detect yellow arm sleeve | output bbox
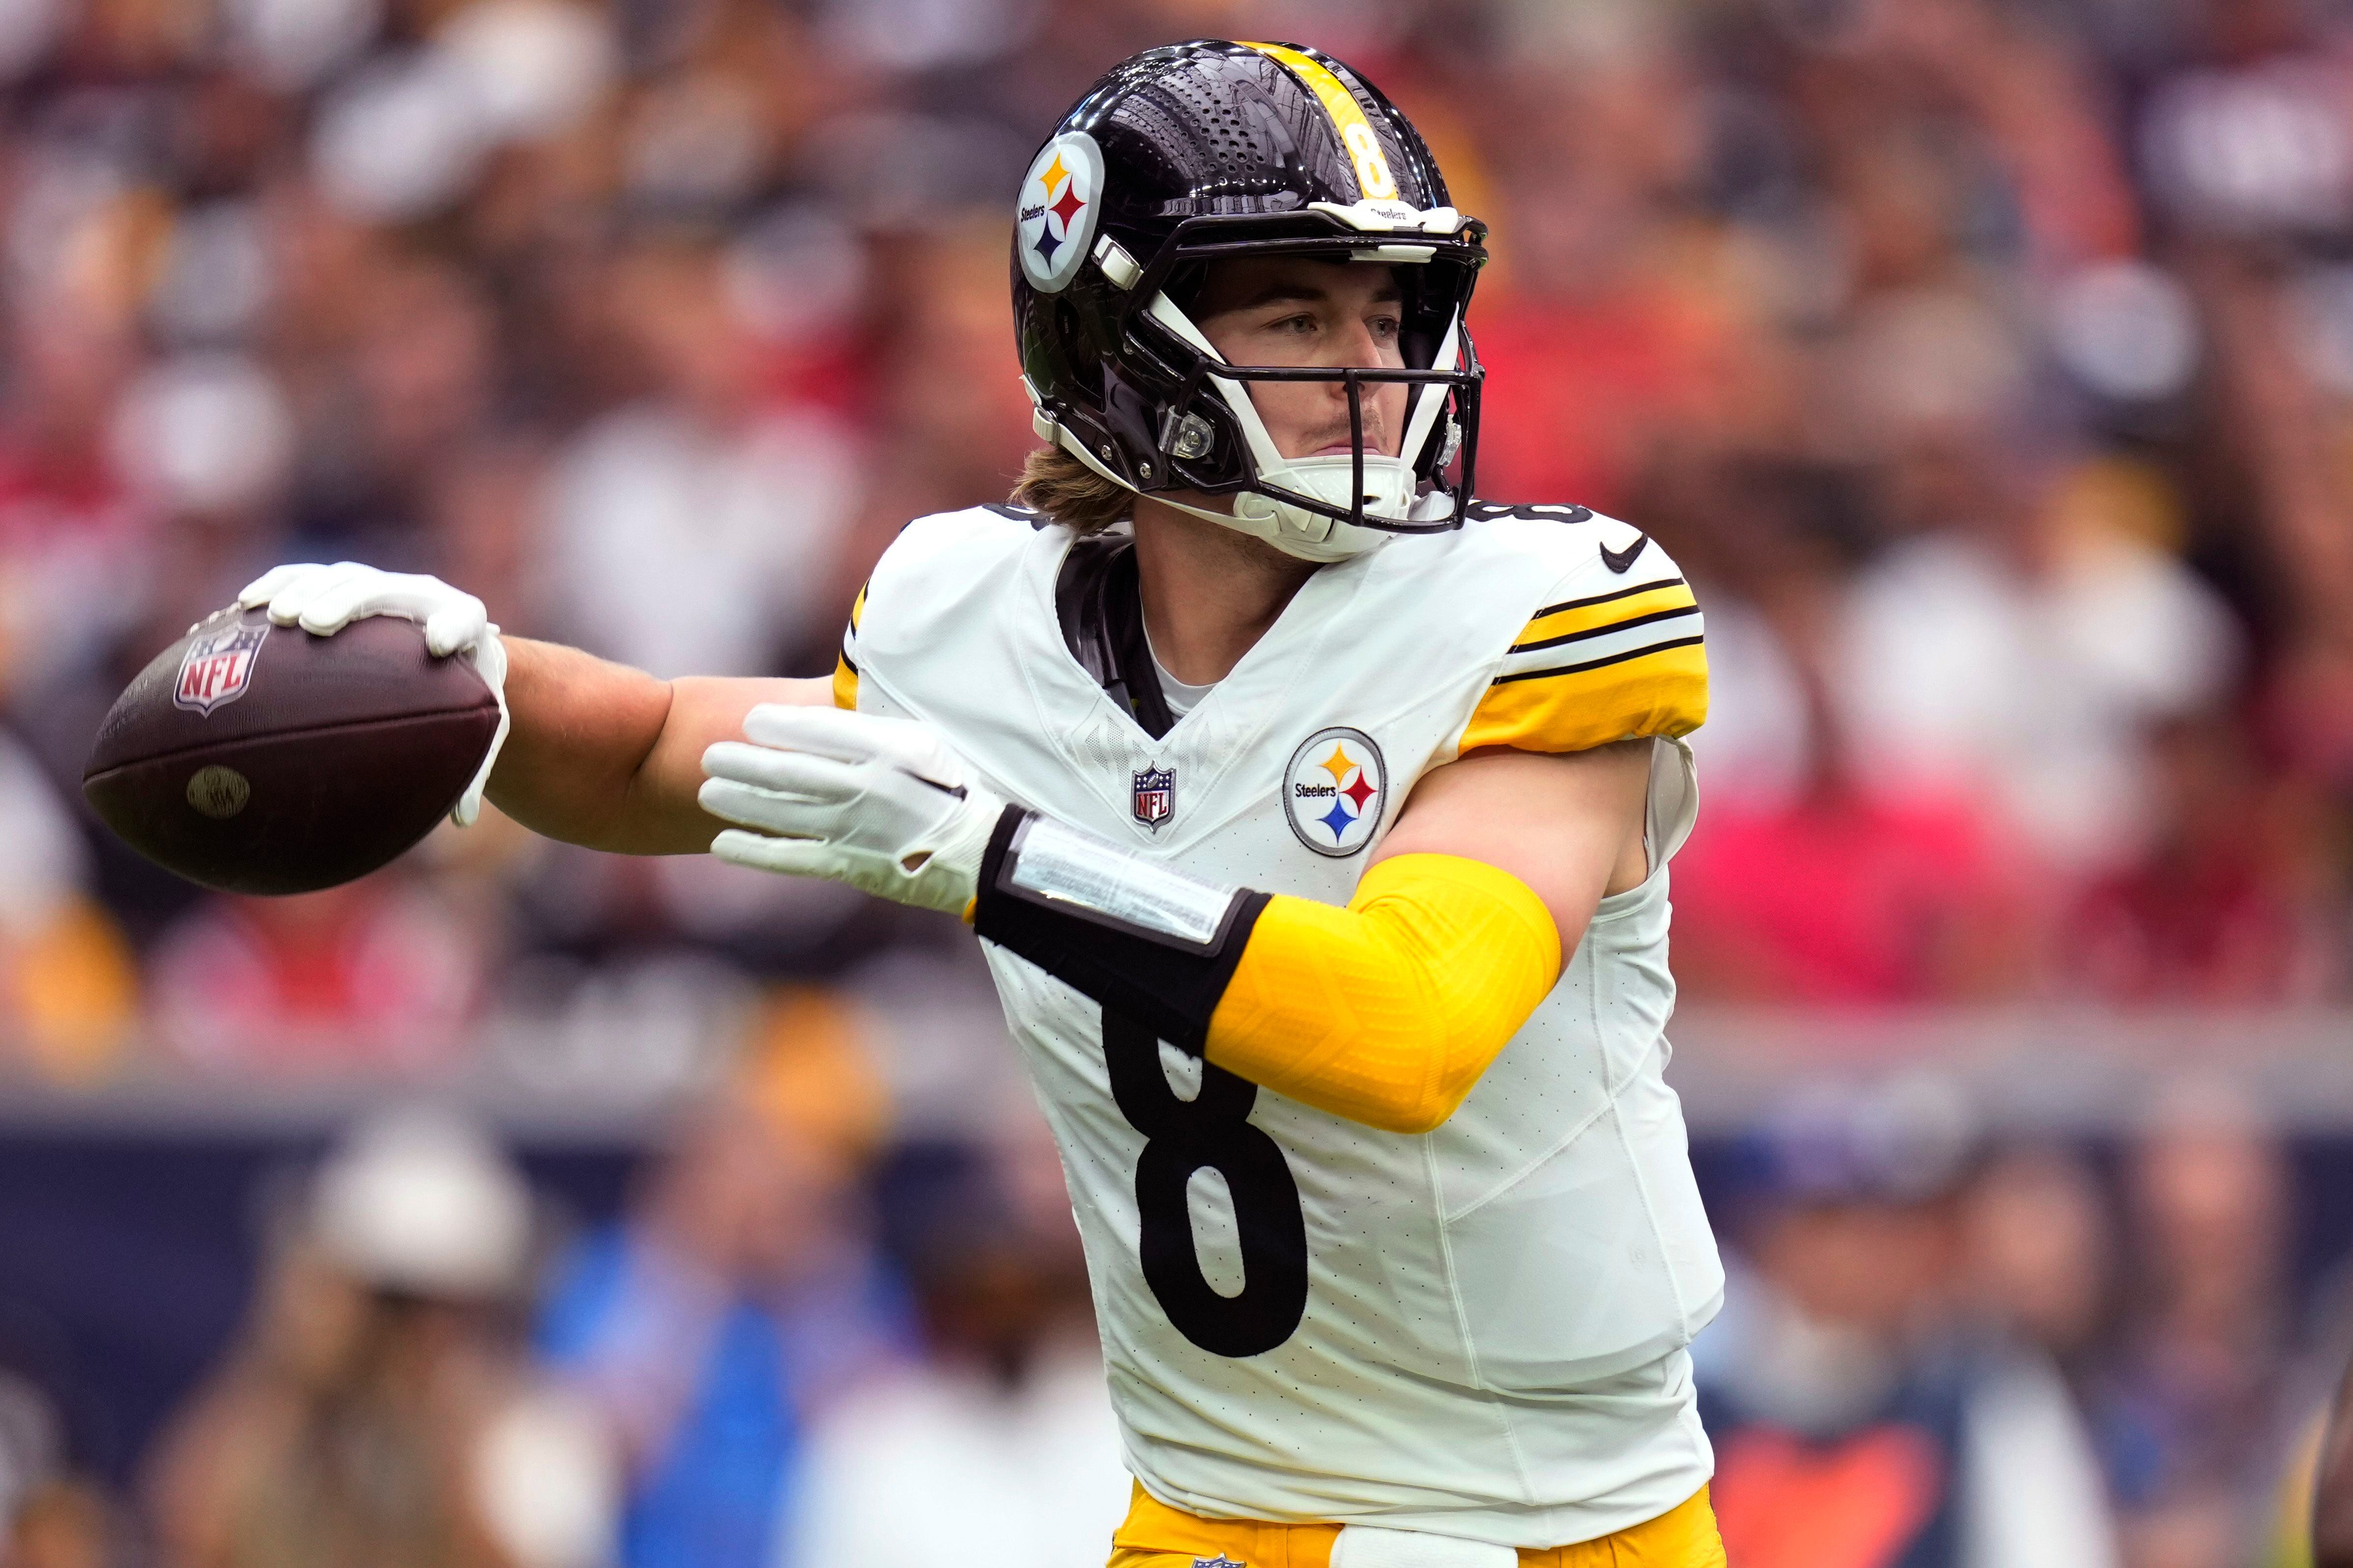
[1203,853,1561,1135]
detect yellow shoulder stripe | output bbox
[1513,577,1697,653]
[1236,41,1399,201]
[1461,640,1708,755]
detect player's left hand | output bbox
[699,706,1004,915]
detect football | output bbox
[82,607,501,895]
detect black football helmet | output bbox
[1011,40,1486,560]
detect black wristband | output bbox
[972,805,1270,1054]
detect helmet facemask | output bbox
[1041,209,1486,563]
[1012,41,1488,558]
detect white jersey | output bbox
[838,500,1723,1547]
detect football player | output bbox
[242,41,1725,1567]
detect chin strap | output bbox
[1047,418,1411,563]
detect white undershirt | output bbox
[1144,627,1216,719]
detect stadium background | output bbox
[3,0,2353,1562]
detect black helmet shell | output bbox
[1012,40,1486,537]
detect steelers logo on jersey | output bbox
[1015,131,1103,293]
[1282,726,1386,856]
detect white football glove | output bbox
[699,705,1004,915]
[237,562,510,828]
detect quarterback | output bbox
[243,41,1726,1568]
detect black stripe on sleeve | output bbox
[1509,603,1702,655]
[1523,576,1686,624]
[1490,634,1706,686]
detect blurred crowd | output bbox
[6,0,2353,1564]
[102,1047,1130,1568]
[1,1075,2348,1568]
[1,0,2352,1072]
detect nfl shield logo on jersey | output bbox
[173,618,268,716]
[1192,1558,1244,1568]
[1132,765,1175,830]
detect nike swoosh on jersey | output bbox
[1599,533,1649,574]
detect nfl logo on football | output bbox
[1132,765,1174,830]
[173,621,267,716]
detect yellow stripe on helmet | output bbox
[1237,41,1399,202]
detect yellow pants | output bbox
[1108,1483,1727,1568]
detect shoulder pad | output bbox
[886,502,1041,554]
[1464,500,1595,524]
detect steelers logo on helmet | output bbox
[1282,727,1387,857]
[1015,131,1104,294]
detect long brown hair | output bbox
[1012,444,1131,534]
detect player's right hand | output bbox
[700,705,1005,916]
[236,562,510,827]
